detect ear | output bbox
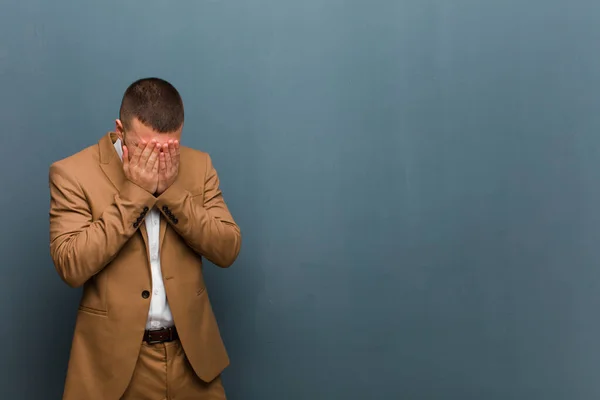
[115,119,125,140]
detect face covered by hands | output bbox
[118,117,182,195]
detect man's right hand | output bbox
[122,140,159,194]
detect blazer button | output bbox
[141,290,150,299]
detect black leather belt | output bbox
[143,326,178,344]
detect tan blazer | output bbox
[49,133,241,400]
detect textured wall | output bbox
[2,0,600,398]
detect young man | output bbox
[49,77,241,399]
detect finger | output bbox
[173,140,180,167]
[159,143,169,171]
[146,144,160,169]
[152,153,159,174]
[159,152,167,173]
[131,141,144,164]
[165,144,173,171]
[122,145,129,171]
[168,140,178,161]
[139,140,156,166]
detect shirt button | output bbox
[154,289,159,295]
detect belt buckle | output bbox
[146,327,168,344]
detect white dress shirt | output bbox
[114,139,174,330]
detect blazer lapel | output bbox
[98,133,151,254]
[99,132,126,192]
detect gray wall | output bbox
[2,0,600,399]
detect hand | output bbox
[122,140,159,193]
[156,140,180,195]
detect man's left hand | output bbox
[156,140,180,195]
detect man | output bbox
[49,77,241,399]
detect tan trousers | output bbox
[121,340,227,400]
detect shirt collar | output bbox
[113,138,123,161]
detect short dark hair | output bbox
[119,77,184,133]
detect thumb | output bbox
[122,145,129,171]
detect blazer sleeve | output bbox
[155,153,241,268]
[49,163,157,287]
